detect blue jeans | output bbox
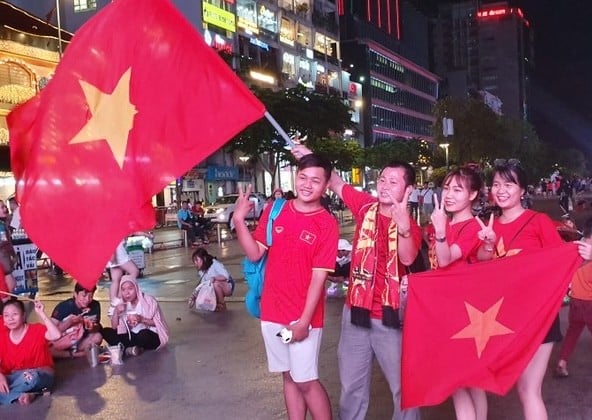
[0,369,54,405]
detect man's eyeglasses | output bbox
[493,158,521,167]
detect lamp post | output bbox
[440,143,450,168]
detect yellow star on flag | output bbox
[69,68,137,169]
[451,297,514,358]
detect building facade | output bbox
[432,0,533,120]
[339,1,439,146]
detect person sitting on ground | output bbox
[103,276,169,357]
[177,200,208,245]
[327,238,352,297]
[50,283,102,359]
[188,248,234,312]
[0,299,61,405]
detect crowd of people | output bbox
[232,145,592,420]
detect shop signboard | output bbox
[205,166,239,181]
[12,241,38,294]
[203,2,236,32]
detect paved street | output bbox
[6,197,592,419]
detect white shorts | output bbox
[260,321,323,383]
[107,241,130,268]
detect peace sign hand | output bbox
[430,193,448,237]
[476,213,496,245]
[233,184,254,222]
[387,188,411,231]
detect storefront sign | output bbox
[239,17,259,34]
[13,242,38,294]
[249,37,269,51]
[204,30,233,55]
[206,166,239,181]
[203,2,236,32]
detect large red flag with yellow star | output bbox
[7,0,265,288]
[401,242,581,409]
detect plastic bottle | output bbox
[87,343,99,367]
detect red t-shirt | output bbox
[493,210,562,257]
[428,219,481,270]
[253,200,338,328]
[0,323,53,375]
[343,185,422,319]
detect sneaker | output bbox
[124,346,143,357]
[554,365,569,378]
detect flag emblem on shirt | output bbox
[300,231,316,244]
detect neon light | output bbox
[367,0,371,21]
[395,0,401,40]
[477,8,509,18]
[387,0,391,34]
[516,8,524,18]
[377,0,381,28]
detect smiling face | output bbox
[295,166,329,204]
[491,171,524,211]
[442,176,478,214]
[3,302,25,331]
[377,167,411,205]
[74,290,94,310]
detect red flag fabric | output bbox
[7,0,265,289]
[401,242,581,409]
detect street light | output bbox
[440,143,450,168]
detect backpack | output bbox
[243,198,286,318]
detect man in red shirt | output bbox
[293,145,422,420]
[233,154,338,420]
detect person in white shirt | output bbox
[188,248,234,311]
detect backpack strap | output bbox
[266,198,286,246]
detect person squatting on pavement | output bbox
[293,145,422,420]
[233,154,339,420]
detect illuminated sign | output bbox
[203,30,233,55]
[203,3,236,32]
[477,8,508,18]
[238,17,259,34]
[249,37,269,51]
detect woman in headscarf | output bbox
[103,275,169,357]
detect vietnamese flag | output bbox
[7,0,265,289]
[401,242,581,409]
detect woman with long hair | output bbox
[430,167,487,420]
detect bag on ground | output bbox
[194,281,216,312]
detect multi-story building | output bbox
[338,0,440,146]
[432,1,533,120]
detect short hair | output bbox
[442,166,483,196]
[583,218,592,239]
[297,154,333,182]
[75,282,97,293]
[381,161,416,187]
[192,247,215,271]
[2,298,24,314]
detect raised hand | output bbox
[33,299,45,315]
[430,193,448,236]
[386,188,411,230]
[575,240,592,261]
[291,144,313,161]
[233,184,255,222]
[476,213,496,245]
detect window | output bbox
[73,0,97,12]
